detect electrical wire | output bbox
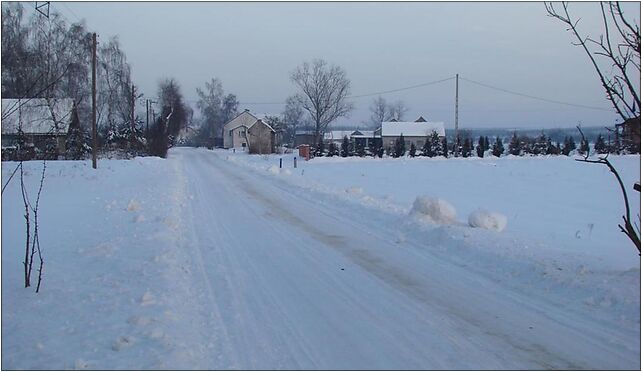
[459,76,612,112]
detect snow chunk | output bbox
[140,291,156,306]
[126,199,141,212]
[111,336,134,351]
[74,359,89,370]
[409,196,457,225]
[267,165,291,175]
[468,209,507,232]
[345,187,363,195]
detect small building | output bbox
[1,98,74,160]
[223,110,276,153]
[323,130,355,146]
[615,116,640,152]
[381,116,445,150]
[294,130,316,147]
[350,130,382,149]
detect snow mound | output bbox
[468,209,507,232]
[409,196,457,225]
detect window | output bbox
[242,142,246,147]
[229,130,232,136]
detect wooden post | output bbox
[91,32,97,169]
[279,158,282,169]
[131,84,135,132]
[146,99,149,136]
[294,157,297,168]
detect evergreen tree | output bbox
[370,141,382,158]
[355,140,366,157]
[409,143,417,157]
[148,116,169,158]
[476,135,485,157]
[441,136,449,158]
[492,137,504,157]
[508,132,521,155]
[421,135,431,157]
[65,106,86,160]
[532,132,548,155]
[394,134,406,158]
[569,136,576,152]
[484,136,491,152]
[594,134,607,154]
[327,142,338,157]
[340,135,350,157]
[462,137,472,157]
[315,137,325,156]
[562,135,577,156]
[578,137,590,156]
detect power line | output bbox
[459,76,612,112]
[184,75,457,106]
[58,3,83,24]
[348,76,455,99]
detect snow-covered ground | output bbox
[2,147,640,369]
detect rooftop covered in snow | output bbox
[381,121,445,137]
[1,98,74,136]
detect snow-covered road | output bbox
[166,148,638,370]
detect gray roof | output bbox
[2,98,74,135]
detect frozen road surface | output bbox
[164,148,638,369]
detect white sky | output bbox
[45,1,641,129]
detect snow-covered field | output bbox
[2,147,640,369]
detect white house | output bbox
[223,110,276,153]
[381,116,445,150]
[1,98,74,157]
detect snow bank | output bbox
[468,209,507,232]
[409,196,457,225]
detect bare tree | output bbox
[368,96,389,127]
[281,95,305,145]
[576,126,640,254]
[388,100,408,121]
[367,96,408,127]
[195,78,238,146]
[545,2,640,121]
[290,59,354,145]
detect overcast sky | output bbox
[48,1,640,129]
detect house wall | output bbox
[247,121,274,154]
[223,111,259,148]
[229,126,249,150]
[382,135,435,150]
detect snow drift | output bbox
[409,196,457,225]
[468,209,507,232]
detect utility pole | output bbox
[131,84,136,132]
[91,32,97,169]
[454,73,459,157]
